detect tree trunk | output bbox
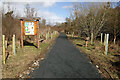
[91,33,93,44]
[114,36,116,45]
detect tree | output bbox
[69,2,108,39]
[24,4,37,19]
[24,4,30,18]
[42,18,46,26]
[2,10,20,41]
[103,4,120,44]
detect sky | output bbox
[2,2,74,25]
[1,0,120,25]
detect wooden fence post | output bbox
[101,33,103,44]
[91,33,93,44]
[2,35,5,64]
[37,20,40,48]
[13,35,16,55]
[105,34,109,55]
[20,19,23,48]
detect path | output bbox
[30,33,102,78]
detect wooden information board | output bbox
[23,21,37,36]
[20,19,40,48]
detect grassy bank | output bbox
[2,32,59,78]
[67,34,120,79]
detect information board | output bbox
[25,22,34,35]
[23,21,37,36]
[20,19,39,48]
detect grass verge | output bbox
[67,35,120,79]
[2,33,59,78]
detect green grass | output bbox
[3,43,49,78]
[2,33,59,78]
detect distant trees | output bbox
[24,4,38,19]
[2,6,20,41]
[104,5,120,44]
[24,4,47,28]
[70,3,108,39]
[63,2,120,43]
[0,3,2,44]
[2,3,39,41]
[40,18,46,27]
[65,17,71,27]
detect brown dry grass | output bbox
[68,35,120,79]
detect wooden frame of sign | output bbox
[20,18,40,48]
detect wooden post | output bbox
[101,33,103,44]
[12,36,14,54]
[2,35,5,64]
[105,34,109,55]
[13,35,16,55]
[91,33,93,44]
[20,19,23,48]
[37,20,40,48]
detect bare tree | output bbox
[103,4,120,44]
[24,4,38,20]
[24,4,30,18]
[2,3,21,41]
[70,2,108,39]
[42,18,46,26]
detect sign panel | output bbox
[25,22,34,35]
[23,21,37,36]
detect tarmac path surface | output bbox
[30,33,102,78]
